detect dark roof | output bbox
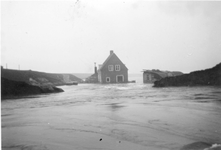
[98,52,128,71]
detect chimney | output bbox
[110,50,114,55]
[94,62,97,74]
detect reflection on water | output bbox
[2,83,221,150]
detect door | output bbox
[116,75,124,83]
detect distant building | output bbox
[85,50,128,83]
[143,69,183,83]
[85,63,99,83]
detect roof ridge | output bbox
[98,52,128,71]
[98,53,114,71]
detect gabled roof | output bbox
[98,51,128,71]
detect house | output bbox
[85,50,128,83]
[143,69,183,83]
[97,50,128,83]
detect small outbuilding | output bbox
[143,69,183,83]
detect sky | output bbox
[1,0,221,74]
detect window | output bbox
[108,65,113,71]
[106,77,110,82]
[115,65,120,71]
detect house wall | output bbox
[100,70,128,83]
[98,71,102,83]
[143,72,162,83]
[100,55,128,83]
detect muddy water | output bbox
[2,83,221,150]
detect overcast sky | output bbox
[1,0,221,74]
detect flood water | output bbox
[2,82,221,150]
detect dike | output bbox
[1,68,82,86]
